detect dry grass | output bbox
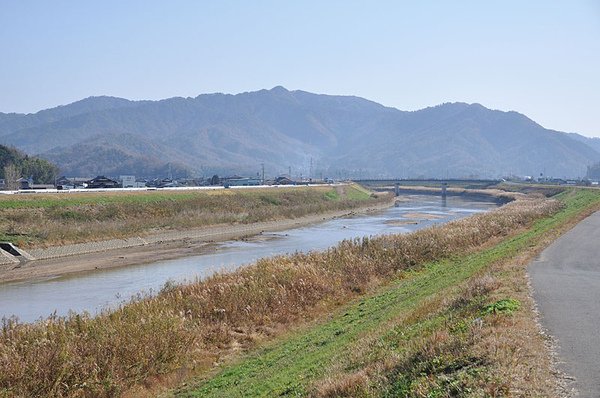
[308,190,600,398]
[0,197,562,397]
[308,272,528,398]
[309,273,500,398]
[0,185,385,248]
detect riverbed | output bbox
[0,195,497,323]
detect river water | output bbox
[0,195,497,323]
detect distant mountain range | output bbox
[0,87,598,179]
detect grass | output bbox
[176,257,489,397]
[1,188,597,397]
[0,184,385,248]
[0,188,563,397]
[175,188,600,397]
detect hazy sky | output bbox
[1,1,599,137]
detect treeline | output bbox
[0,144,59,185]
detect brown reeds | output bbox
[0,198,561,397]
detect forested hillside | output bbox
[1,88,598,178]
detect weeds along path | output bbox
[177,189,600,397]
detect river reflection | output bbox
[0,195,497,323]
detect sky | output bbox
[1,1,599,137]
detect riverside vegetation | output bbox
[0,184,383,248]
[2,188,599,397]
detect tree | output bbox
[21,158,59,184]
[0,144,59,184]
[210,174,220,185]
[4,163,20,190]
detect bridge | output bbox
[352,178,502,199]
[352,178,501,189]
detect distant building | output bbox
[56,176,90,189]
[158,178,179,188]
[223,177,261,187]
[86,176,119,189]
[133,179,147,188]
[274,176,294,185]
[120,175,136,188]
[16,177,32,190]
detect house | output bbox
[16,177,32,190]
[158,178,179,188]
[177,178,201,187]
[56,176,90,189]
[55,176,71,187]
[86,176,120,189]
[274,176,294,185]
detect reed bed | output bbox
[0,197,561,397]
[0,185,382,248]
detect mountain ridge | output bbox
[0,87,598,178]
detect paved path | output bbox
[529,211,600,398]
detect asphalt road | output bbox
[529,211,600,398]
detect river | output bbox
[0,195,497,323]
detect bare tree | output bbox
[4,163,20,190]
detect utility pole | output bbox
[288,166,291,178]
[261,162,265,185]
[309,157,313,180]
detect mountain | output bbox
[0,87,598,178]
[567,133,600,154]
[0,96,138,137]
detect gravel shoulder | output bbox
[529,210,600,398]
[0,202,393,284]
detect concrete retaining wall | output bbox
[26,220,304,260]
[0,249,19,266]
[28,237,149,260]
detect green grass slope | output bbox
[177,189,600,397]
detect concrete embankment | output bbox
[0,250,18,266]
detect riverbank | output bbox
[0,200,394,284]
[173,189,600,398]
[0,184,384,249]
[0,191,570,397]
